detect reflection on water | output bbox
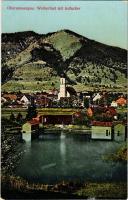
[41,163,56,170]
[23,132,31,142]
[60,131,66,167]
[15,132,127,184]
[60,130,66,140]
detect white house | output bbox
[22,120,39,141]
[93,93,102,102]
[114,123,126,142]
[111,101,118,108]
[1,97,7,103]
[91,121,113,140]
[20,95,31,106]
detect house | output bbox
[32,115,43,124]
[22,120,39,141]
[91,106,117,120]
[116,97,127,107]
[20,95,31,106]
[93,93,102,102]
[114,123,126,142]
[3,94,17,102]
[22,120,39,133]
[91,121,114,140]
[35,96,52,107]
[111,101,118,108]
[47,94,56,99]
[49,88,59,95]
[105,107,117,118]
[1,97,7,103]
[42,115,73,125]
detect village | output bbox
[1,77,127,142]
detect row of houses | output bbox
[22,113,127,142]
[1,93,55,108]
[1,91,127,108]
[90,93,127,107]
[87,106,117,118]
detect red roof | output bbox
[32,115,42,122]
[106,107,117,116]
[91,106,117,116]
[3,94,17,101]
[27,119,40,125]
[92,121,113,127]
[116,97,127,105]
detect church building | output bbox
[58,77,70,100]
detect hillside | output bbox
[1,29,127,92]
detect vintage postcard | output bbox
[1,0,127,199]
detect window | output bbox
[117,131,120,136]
[106,130,108,136]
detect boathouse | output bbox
[91,121,114,140]
[42,115,73,125]
[114,123,126,142]
[22,120,39,141]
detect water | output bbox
[15,131,127,184]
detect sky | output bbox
[2,1,127,49]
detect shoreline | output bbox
[1,175,127,199]
[42,127,91,134]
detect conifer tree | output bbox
[26,104,37,120]
[16,112,23,123]
[10,112,15,121]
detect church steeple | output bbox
[60,77,65,85]
[58,76,66,100]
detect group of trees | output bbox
[2,65,14,84]
[66,49,126,87]
[10,112,23,124]
[10,104,38,124]
[73,111,90,126]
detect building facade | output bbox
[22,121,39,141]
[58,77,70,100]
[42,115,73,125]
[114,123,126,142]
[91,121,113,140]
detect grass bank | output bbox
[102,143,127,162]
[1,175,127,199]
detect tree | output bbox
[16,112,23,123]
[84,98,89,108]
[73,111,90,126]
[10,113,15,121]
[26,105,37,120]
[79,92,83,101]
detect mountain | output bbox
[1,30,127,92]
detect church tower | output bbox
[58,77,66,100]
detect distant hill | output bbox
[1,29,127,92]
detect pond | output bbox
[15,131,127,184]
